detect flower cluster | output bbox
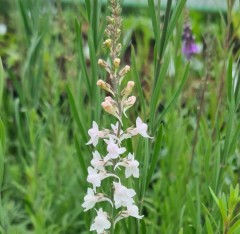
[82,0,152,233]
[83,118,150,233]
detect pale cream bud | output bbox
[101,100,122,124]
[121,81,135,98]
[119,65,130,77]
[101,101,115,115]
[103,39,112,48]
[113,58,121,68]
[98,59,109,68]
[105,96,115,103]
[97,79,114,96]
[122,96,136,117]
[124,96,136,106]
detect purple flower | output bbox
[182,23,199,59]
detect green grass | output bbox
[0,0,239,233]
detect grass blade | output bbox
[66,85,88,142]
[0,58,3,108]
[155,63,189,129]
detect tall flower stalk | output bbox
[82,0,151,233]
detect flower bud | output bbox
[122,96,136,117]
[119,65,130,77]
[101,100,122,125]
[113,58,120,68]
[104,96,115,103]
[98,59,109,68]
[98,59,111,74]
[121,81,135,99]
[103,39,112,48]
[97,79,114,96]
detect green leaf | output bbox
[178,228,184,234]
[150,52,170,130]
[205,216,214,234]
[228,219,240,234]
[131,46,146,117]
[155,63,189,129]
[146,124,163,187]
[75,19,91,96]
[0,58,3,108]
[74,135,88,181]
[227,56,233,103]
[84,0,91,22]
[148,0,160,46]
[165,0,187,46]
[66,85,88,142]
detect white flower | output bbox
[113,182,136,208]
[90,208,111,233]
[86,121,105,147]
[105,137,126,161]
[111,122,123,135]
[114,153,139,178]
[124,205,143,219]
[87,167,104,191]
[82,188,113,211]
[87,167,120,192]
[130,117,151,138]
[114,205,143,225]
[91,151,105,170]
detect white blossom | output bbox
[86,121,105,147]
[105,137,126,161]
[129,117,151,138]
[113,182,136,208]
[111,122,123,135]
[114,153,139,178]
[90,208,111,233]
[87,167,104,191]
[91,151,105,170]
[114,205,143,225]
[124,205,143,219]
[82,188,113,211]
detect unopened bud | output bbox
[98,59,109,68]
[121,81,135,98]
[122,96,136,117]
[102,101,115,114]
[101,100,122,124]
[103,39,112,48]
[125,96,136,106]
[119,65,130,77]
[105,96,115,103]
[113,58,120,68]
[97,80,115,96]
